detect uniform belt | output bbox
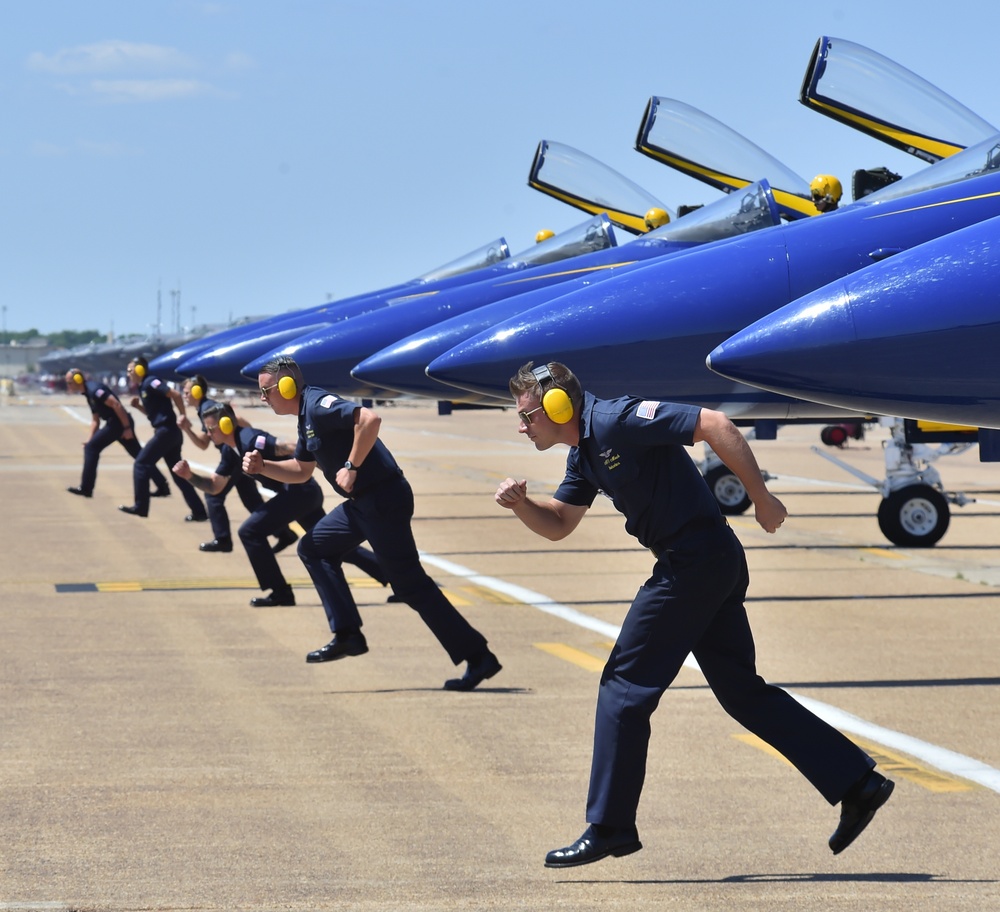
[650,516,729,559]
[348,466,403,499]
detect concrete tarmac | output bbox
[1,392,998,911]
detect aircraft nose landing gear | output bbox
[813,418,974,547]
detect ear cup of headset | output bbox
[277,375,297,399]
[218,415,234,435]
[191,384,204,401]
[72,372,84,386]
[541,387,574,424]
[531,364,574,424]
[134,362,146,378]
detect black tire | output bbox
[877,484,950,547]
[704,464,751,515]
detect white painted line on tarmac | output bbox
[421,551,1000,795]
[62,405,90,423]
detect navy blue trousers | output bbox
[239,479,325,594]
[206,468,266,541]
[297,473,486,664]
[586,524,874,828]
[79,417,169,496]
[133,424,205,518]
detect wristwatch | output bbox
[344,460,357,471]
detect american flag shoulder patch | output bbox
[320,394,338,408]
[637,400,659,420]
[254,434,267,451]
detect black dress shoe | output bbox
[185,512,209,522]
[272,528,299,554]
[199,537,233,553]
[306,631,369,663]
[150,488,171,498]
[443,649,502,691]
[118,504,147,517]
[829,771,894,854]
[250,589,295,607]
[545,825,642,868]
[67,486,92,497]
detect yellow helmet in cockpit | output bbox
[810,174,843,212]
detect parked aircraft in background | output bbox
[149,236,515,381]
[145,36,998,546]
[39,331,209,378]
[423,149,1000,545]
[176,215,619,387]
[240,182,780,397]
[424,142,1000,405]
[347,182,779,402]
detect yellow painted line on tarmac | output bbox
[863,547,907,560]
[850,735,977,792]
[456,583,522,605]
[57,576,385,594]
[734,733,976,792]
[535,642,608,673]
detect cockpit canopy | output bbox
[635,97,816,221]
[528,140,674,235]
[800,36,997,164]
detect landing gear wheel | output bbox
[877,484,950,547]
[704,465,751,515]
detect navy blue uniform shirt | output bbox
[216,426,287,494]
[293,386,401,497]
[138,374,177,428]
[83,381,122,425]
[553,391,722,551]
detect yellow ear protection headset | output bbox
[271,358,299,399]
[190,379,205,401]
[532,364,574,424]
[277,375,297,399]
[71,370,84,386]
[133,359,147,378]
[205,404,235,436]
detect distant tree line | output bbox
[0,329,103,348]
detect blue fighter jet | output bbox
[423,139,1000,413]
[348,182,779,401]
[149,235,513,382]
[175,216,617,387]
[244,182,781,397]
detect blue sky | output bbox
[2,0,994,338]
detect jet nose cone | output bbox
[708,283,856,396]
